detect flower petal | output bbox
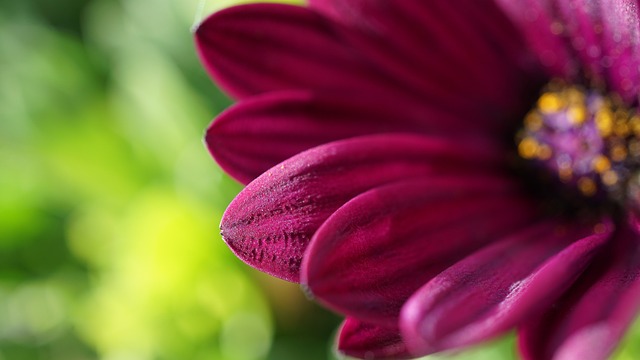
[518,224,640,360]
[400,218,612,356]
[220,134,505,282]
[194,3,403,99]
[301,175,540,326]
[309,0,544,126]
[338,318,411,360]
[496,0,578,78]
[497,0,640,103]
[207,90,499,184]
[555,0,640,103]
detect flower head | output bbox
[195,1,640,359]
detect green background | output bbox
[1,0,639,359]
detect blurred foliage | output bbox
[0,0,338,359]
[2,0,640,359]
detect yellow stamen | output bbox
[596,109,614,136]
[536,144,552,160]
[629,139,640,157]
[519,81,640,200]
[538,93,564,113]
[524,113,543,131]
[630,115,640,135]
[602,170,619,186]
[568,106,587,125]
[558,166,573,182]
[518,137,539,159]
[577,177,597,196]
[614,120,630,137]
[611,145,628,162]
[566,88,586,104]
[592,155,611,173]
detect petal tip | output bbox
[399,299,437,356]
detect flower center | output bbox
[517,81,640,208]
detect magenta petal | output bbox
[400,219,612,356]
[220,134,505,282]
[194,3,401,99]
[497,0,640,103]
[496,0,579,78]
[308,0,543,126]
[338,318,411,360]
[519,224,640,360]
[306,0,344,21]
[301,175,540,325]
[555,0,640,103]
[207,90,499,184]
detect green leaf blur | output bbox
[0,0,339,359]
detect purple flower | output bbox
[194,1,640,359]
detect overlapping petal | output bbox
[309,0,544,124]
[496,0,640,103]
[338,318,410,360]
[195,3,407,100]
[197,1,640,359]
[496,0,578,77]
[301,176,540,326]
[207,90,502,184]
[400,219,612,356]
[220,134,505,282]
[519,225,640,360]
